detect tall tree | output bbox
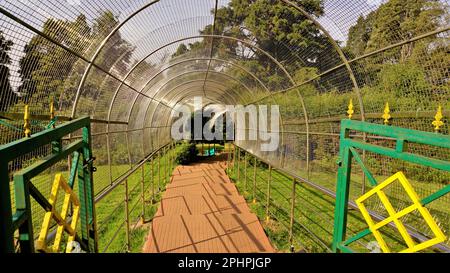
[0,31,17,111]
[171,0,327,90]
[345,0,448,97]
[17,11,134,113]
[346,0,446,61]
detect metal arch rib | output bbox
[140,70,251,105]
[136,69,258,135]
[0,6,170,117]
[158,78,239,107]
[103,33,298,133]
[141,82,235,150]
[142,78,239,131]
[123,56,273,127]
[106,34,300,146]
[103,33,300,125]
[71,0,160,118]
[123,56,282,152]
[202,0,220,99]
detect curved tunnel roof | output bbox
[0,0,448,161]
[0,0,450,252]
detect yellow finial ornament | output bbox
[50,98,55,120]
[382,102,391,125]
[24,104,31,137]
[432,105,444,132]
[347,99,354,119]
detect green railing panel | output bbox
[0,116,97,253]
[332,119,450,253]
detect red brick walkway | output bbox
[143,155,274,253]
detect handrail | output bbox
[94,141,175,203]
[95,140,178,252]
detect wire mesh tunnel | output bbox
[0,0,449,253]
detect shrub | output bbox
[176,142,198,165]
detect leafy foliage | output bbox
[15,12,134,116]
[0,31,17,111]
[176,142,199,165]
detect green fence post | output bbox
[83,123,97,252]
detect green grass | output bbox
[16,144,183,253]
[96,145,184,253]
[227,156,449,253]
[12,142,448,253]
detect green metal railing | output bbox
[228,119,449,253]
[0,116,97,253]
[0,114,180,253]
[95,141,179,252]
[228,143,334,252]
[1,117,448,253]
[333,119,450,253]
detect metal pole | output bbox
[289,177,296,252]
[253,156,257,203]
[227,143,231,172]
[124,178,131,252]
[244,152,248,190]
[232,144,236,172]
[0,161,14,253]
[141,163,145,224]
[151,156,155,202]
[158,151,161,192]
[164,146,167,184]
[266,165,272,223]
[237,147,240,180]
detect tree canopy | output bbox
[0,31,17,111]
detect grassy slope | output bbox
[23,145,182,253]
[96,145,183,253]
[228,156,448,253]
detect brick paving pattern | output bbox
[143,155,274,253]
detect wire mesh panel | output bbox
[0,0,449,253]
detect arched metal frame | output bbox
[124,57,273,127]
[101,34,302,122]
[0,0,448,254]
[100,33,298,143]
[96,33,296,169]
[71,0,161,118]
[142,70,251,104]
[0,0,365,179]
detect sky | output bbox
[0,0,386,91]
